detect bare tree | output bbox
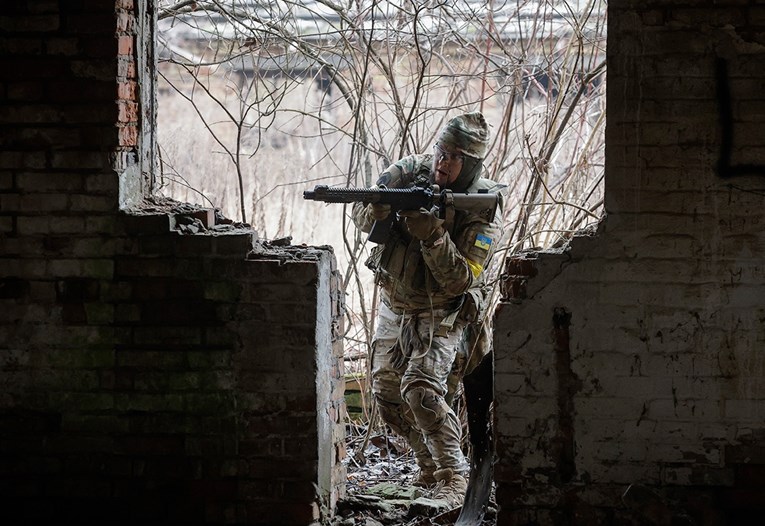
[155,0,606,423]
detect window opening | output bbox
[152,0,606,521]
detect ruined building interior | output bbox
[1,0,765,525]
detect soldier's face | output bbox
[432,144,464,188]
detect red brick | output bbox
[115,12,134,33]
[117,80,136,100]
[238,480,279,499]
[79,36,119,58]
[248,459,317,480]
[7,81,45,101]
[4,14,60,32]
[65,14,115,35]
[188,479,237,499]
[116,435,186,455]
[118,125,137,147]
[50,80,113,103]
[504,256,538,277]
[117,57,135,79]
[0,58,67,80]
[117,100,138,123]
[117,35,133,55]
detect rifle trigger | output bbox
[441,189,454,207]
[435,189,454,221]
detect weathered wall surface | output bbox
[0,1,345,524]
[494,1,765,524]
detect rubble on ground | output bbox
[331,431,496,526]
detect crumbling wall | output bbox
[0,1,345,524]
[493,1,765,524]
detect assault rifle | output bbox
[303,184,499,243]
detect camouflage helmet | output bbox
[436,111,490,159]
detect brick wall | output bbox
[494,1,765,525]
[0,1,345,524]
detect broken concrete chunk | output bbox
[366,481,422,500]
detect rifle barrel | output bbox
[302,185,433,205]
[302,185,497,221]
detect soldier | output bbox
[352,112,504,509]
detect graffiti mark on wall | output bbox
[716,58,765,178]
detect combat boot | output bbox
[412,468,437,487]
[432,467,467,508]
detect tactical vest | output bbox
[365,156,503,316]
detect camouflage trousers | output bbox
[371,300,469,475]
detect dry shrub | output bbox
[156,0,607,393]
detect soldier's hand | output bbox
[368,202,392,221]
[399,208,445,241]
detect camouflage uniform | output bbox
[352,113,504,481]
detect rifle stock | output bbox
[303,185,499,243]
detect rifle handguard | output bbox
[303,184,499,243]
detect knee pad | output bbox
[374,395,413,437]
[404,386,449,434]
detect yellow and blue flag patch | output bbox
[466,258,484,279]
[474,233,493,251]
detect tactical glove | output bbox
[399,208,445,242]
[367,202,392,221]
